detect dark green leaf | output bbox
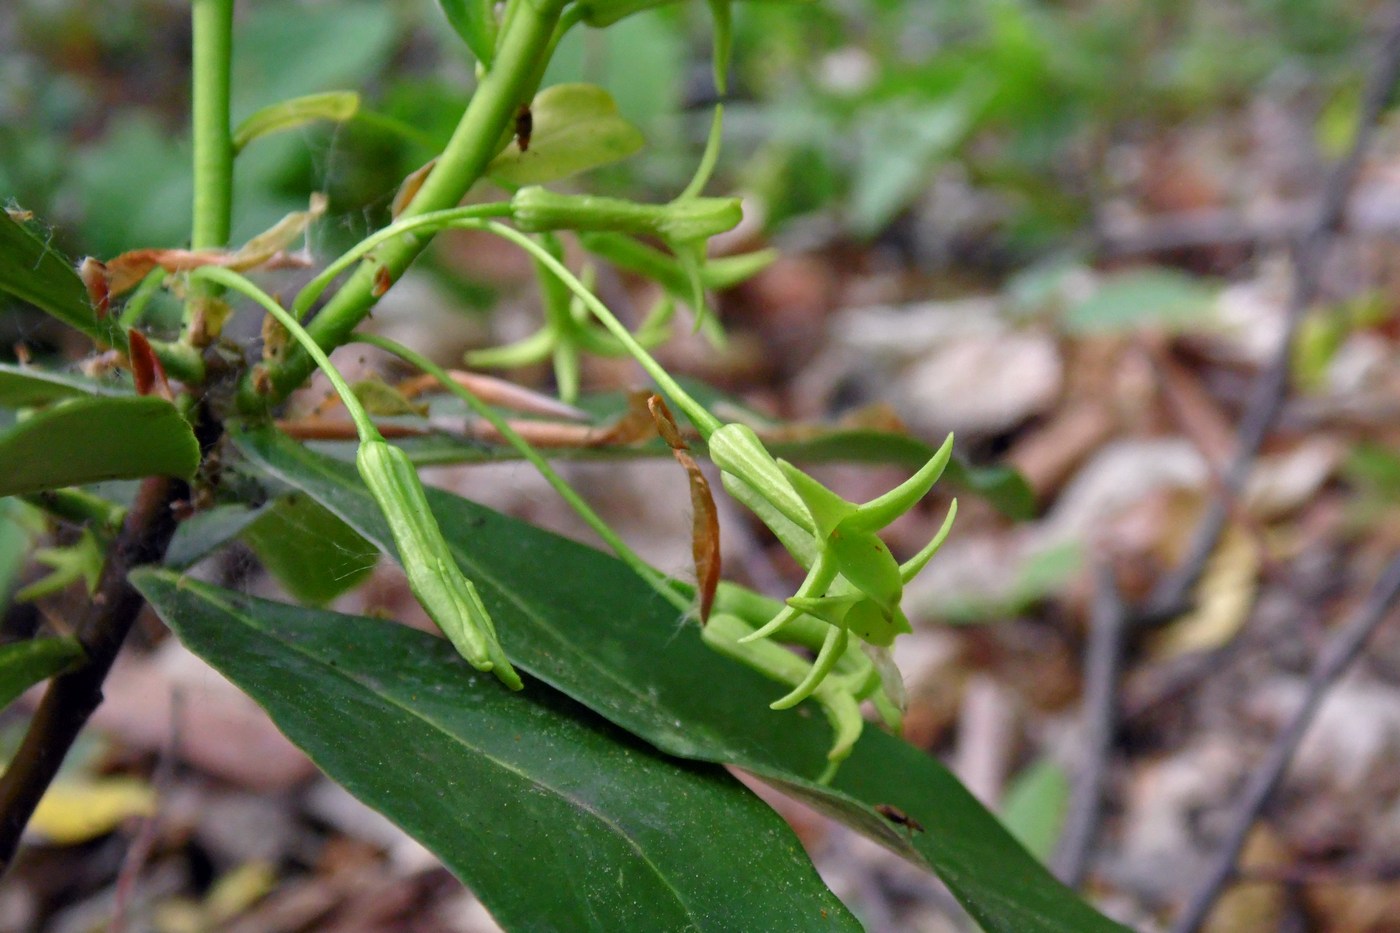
[0,363,130,408]
[488,84,645,186]
[242,494,378,605]
[0,397,200,497]
[0,214,121,348]
[232,426,1125,932]
[132,569,859,932]
[0,638,85,712]
[434,0,496,65]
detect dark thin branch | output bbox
[1170,552,1400,933]
[1143,9,1400,624]
[0,474,184,875]
[1053,562,1128,888]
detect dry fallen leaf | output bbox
[25,775,155,845]
[1149,525,1260,659]
[648,394,720,621]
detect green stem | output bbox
[190,0,233,251]
[193,267,378,444]
[354,333,690,615]
[291,204,513,318]
[186,0,234,353]
[477,220,722,436]
[240,0,567,412]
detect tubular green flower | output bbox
[510,187,743,242]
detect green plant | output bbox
[0,1,1123,929]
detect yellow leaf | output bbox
[27,775,155,844]
[207,860,277,924]
[1150,526,1259,659]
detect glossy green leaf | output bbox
[0,213,120,348]
[241,494,379,605]
[0,397,199,498]
[131,569,859,932]
[232,426,1125,932]
[232,92,361,153]
[434,0,496,65]
[0,363,129,408]
[488,84,645,186]
[1000,758,1071,863]
[0,638,85,712]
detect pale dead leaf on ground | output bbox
[897,331,1062,436]
[1149,526,1260,659]
[1242,439,1343,519]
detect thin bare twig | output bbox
[1053,562,1128,888]
[1170,552,1400,933]
[1144,9,1400,624]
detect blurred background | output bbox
[5,0,1400,930]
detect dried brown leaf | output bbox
[126,328,173,400]
[648,394,720,622]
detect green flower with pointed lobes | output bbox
[729,434,955,642]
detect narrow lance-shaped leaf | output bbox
[0,396,199,497]
[232,426,1128,933]
[132,569,860,932]
[0,638,85,713]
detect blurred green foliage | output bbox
[0,0,1372,293]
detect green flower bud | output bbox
[357,440,522,690]
[511,187,742,243]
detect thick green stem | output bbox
[240,0,566,412]
[190,0,233,251]
[186,0,234,353]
